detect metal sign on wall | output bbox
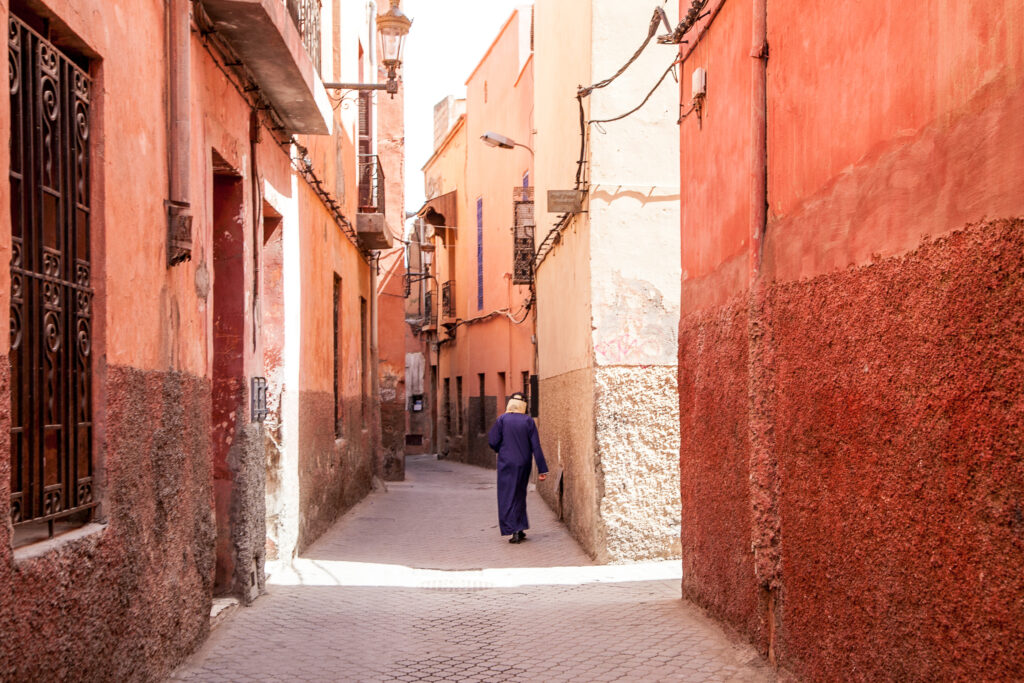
[546,190,584,213]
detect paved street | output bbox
[171,455,772,682]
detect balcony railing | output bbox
[442,281,455,318]
[287,0,322,74]
[358,154,386,215]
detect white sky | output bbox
[401,0,526,214]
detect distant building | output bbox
[417,9,536,470]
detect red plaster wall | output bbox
[678,0,1024,677]
[770,220,1024,680]
[0,366,214,682]
[678,300,762,645]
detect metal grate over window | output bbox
[442,280,455,318]
[512,186,534,285]
[8,15,95,530]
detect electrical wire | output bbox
[589,55,681,125]
[577,8,666,98]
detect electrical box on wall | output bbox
[692,67,707,98]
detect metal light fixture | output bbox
[481,131,534,155]
[324,0,412,97]
[377,0,412,95]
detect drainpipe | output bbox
[749,0,779,668]
[370,253,382,475]
[167,0,193,265]
[750,0,767,279]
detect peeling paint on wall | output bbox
[593,272,679,366]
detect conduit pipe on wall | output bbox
[748,0,779,666]
[167,0,193,265]
[749,0,767,278]
[370,254,382,475]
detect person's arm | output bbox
[529,418,549,479]
[487,415,504,452]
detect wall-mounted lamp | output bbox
[481,131,534,156]
[324,0,412,97]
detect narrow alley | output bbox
[171,455,771,682]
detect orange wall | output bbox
[424,9,536,431]
[764,0,1024,282]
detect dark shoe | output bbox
[508,534,520,544]
[517,531,527,542]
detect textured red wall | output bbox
[678,301,763,646]
[0,366,214,681]
[677,0,1024,677]
[770,220,1024,680]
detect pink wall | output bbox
[678,0,1024,678]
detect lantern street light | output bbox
[376,0,412,95]
[323,0,412,98]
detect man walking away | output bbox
[487,392,548,544]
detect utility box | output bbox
[692,67,707,98]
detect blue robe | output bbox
[488,413,548,536]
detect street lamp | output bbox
[323,0,412,97]
[481,131,534,156]
[376,0,412,95]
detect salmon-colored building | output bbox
[675,0,1024,678]
[0,0,404,677]
[418,9,535,469]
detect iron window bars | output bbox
[8,15,95,530]
[512,186,534,285]
[442,280,455,319]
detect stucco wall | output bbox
[533,0,681,562]
[769,220,1024,680]
[595,367,681,563]
[677,0,1024,676]
[0,366,214,682]
[536,367,598,556]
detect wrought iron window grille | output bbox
[423,290,436,328]
[512,186,535,286]
[8,15,96,533]
[442,280,455,318]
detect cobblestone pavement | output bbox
[171,455,772,682]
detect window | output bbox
[333,275,342,436]
[522,171,530,188]
[478,373,486,433]
[9,15,95,537]
[476,198,483,310]
[498,372,506,404]
[522,371,530,403]
[456,376,464,434]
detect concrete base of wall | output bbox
[0,364,215,681]
[537,365,681,563]
[296,391,374,554]
[595,366,681,562]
